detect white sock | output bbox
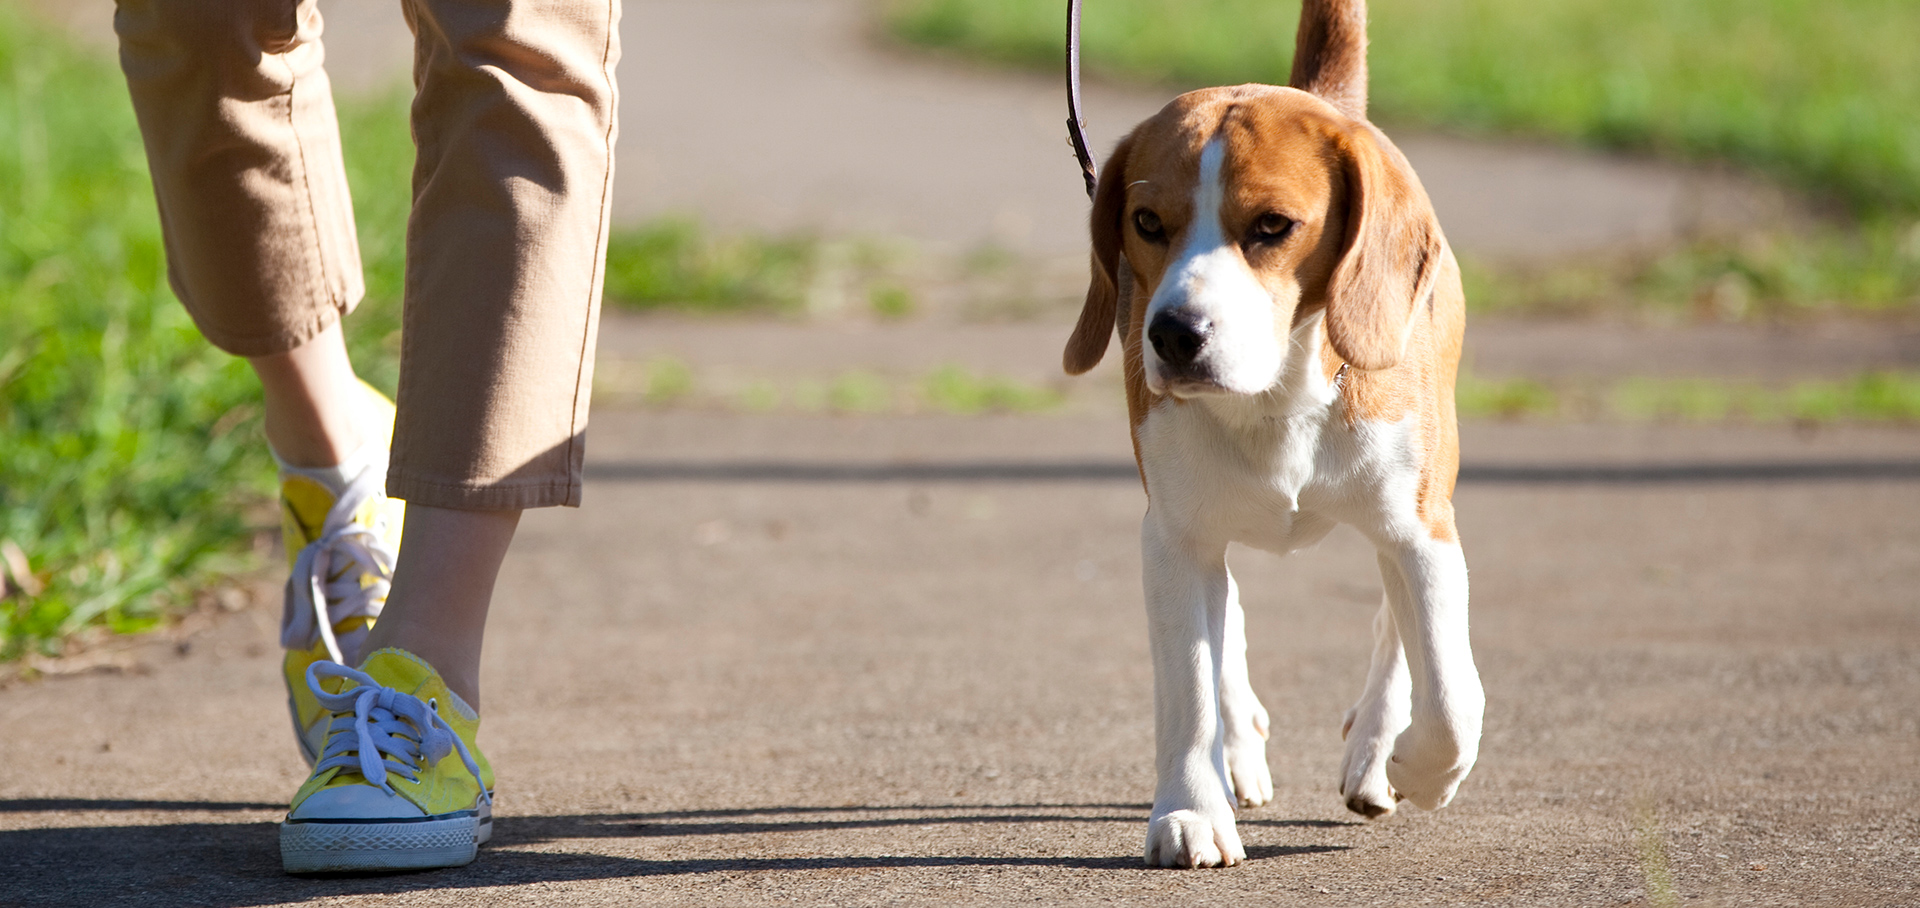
[273,438,387,494]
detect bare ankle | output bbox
[264,413,367,468]
[249,322,370,468]
[359,506,523,713]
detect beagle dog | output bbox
[1063,0,1484,868]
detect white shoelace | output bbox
[280,465,397,665]
[307,662,490,802]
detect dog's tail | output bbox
[1289,0,1368,120]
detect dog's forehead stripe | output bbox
[1192,138,1227,245]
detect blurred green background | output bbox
[892,0,1920,320]
[892,0,1920,216]
[4,1,1918,661]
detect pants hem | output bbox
[386,469,583,511]
[195,296,356,359]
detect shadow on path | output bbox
[505,802,1355,839]
[0,798,282,813]
[0,801,1351,906]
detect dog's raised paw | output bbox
[1385,724,1477,810]
[1144,809,1245,869]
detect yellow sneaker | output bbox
[279,382,406,765]
[280,648,496,873]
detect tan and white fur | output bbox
[1063,0,1483,868]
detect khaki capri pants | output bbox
[115,0,620,510]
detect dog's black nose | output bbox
[1147,310,1211,369]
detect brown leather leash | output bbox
[1065,0,1098,199]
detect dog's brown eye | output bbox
[1133,209,1166,242]
[1250,212,1295,244]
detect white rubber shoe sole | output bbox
[280,799,492,873]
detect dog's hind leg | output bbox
[1218,570,1274,808]
[1140,518,1246,868]
[1338,592,1411,818]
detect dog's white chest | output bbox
[1134,397,1343,554]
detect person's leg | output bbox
[360,506,521,709]
[384,0,621,519]
[249,320,370,469]
[351,0,622,709]
[118,0,617,870]
[115,0,406,769]
[280,0,620,873]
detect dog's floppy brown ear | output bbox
[1324,126,1442,372]
[1064,137,1134,375]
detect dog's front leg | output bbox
[1141,517,1245,868]
[1376,538,1483,810]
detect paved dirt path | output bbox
[4,411,1918,906]
[32,0,1788,263]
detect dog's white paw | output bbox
[1225,740,1273,808]
[1385,721,1478,811]
[1144,808,1245,868]
[1225,741,1273,808]
[1223,703,1273,807]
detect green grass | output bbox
[603,220,818,313]
[600,224,928,319]
[887,0,1920,216]
[1459,371,1920,423]
[921,365,1064,414]
[1462,220,1920,320]
[1455,374,1561,420]
[1632,799,1682,908]
[0,7,273,659]
[334,93,412,390]
[594,359,1068,416]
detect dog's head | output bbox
[1063,85,1443,398]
